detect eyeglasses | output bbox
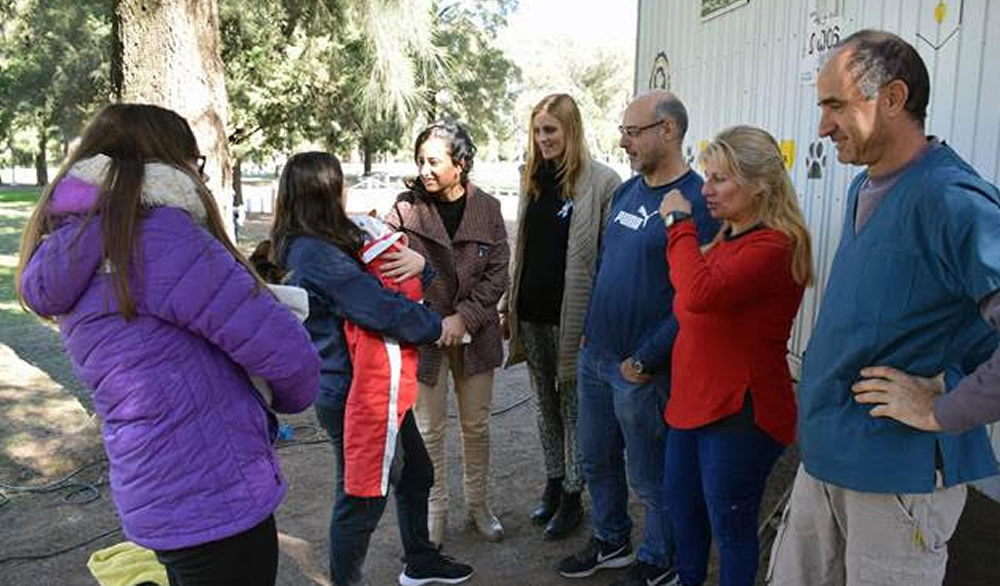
[195,155,207,176]
[617,119,665,138]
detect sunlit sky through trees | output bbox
[507,0,637,47]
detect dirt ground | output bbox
[1,208,998,586]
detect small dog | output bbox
[250,240,287,284]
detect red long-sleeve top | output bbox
[665,221,803,445]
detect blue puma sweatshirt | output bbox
[583,170,717,374]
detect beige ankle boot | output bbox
[466,503,504,542]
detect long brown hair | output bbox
[16,103,258,319]
[270,152,365,263]
[522,93,590,200]
[701,125,814,286]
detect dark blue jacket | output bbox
[281,236,442,408]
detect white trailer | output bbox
[634,0,1000,498]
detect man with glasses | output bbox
[556,90,717,586]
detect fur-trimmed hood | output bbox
[25,155,210,317]
[48,153,207,223]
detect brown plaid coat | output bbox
[386,183,510,385]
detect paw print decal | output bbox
[806,140,828,179]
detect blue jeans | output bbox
[315,403,438,586]
[577,344,674,568]
[664,418,783,586]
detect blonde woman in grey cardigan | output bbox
[501,93,621,540]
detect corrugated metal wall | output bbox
[635,0,1000,492]
[636,0,1000,360]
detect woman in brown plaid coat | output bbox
[386,120,510,547]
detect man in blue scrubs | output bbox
[769,30,1000,586]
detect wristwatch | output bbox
[664,210,692,228]
[630,357,646,375]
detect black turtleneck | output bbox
[434,193,467,240]
[517,162,573,325]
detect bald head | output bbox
[620,90,689,183]
[816,29,929,175]
[827,29,930,125]
[632,90,689,139]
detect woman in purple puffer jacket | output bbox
[16,104,321,586]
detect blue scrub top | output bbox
[798,143,1000,493]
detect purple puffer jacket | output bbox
[20,156,320,551]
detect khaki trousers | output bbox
[415,346,495,517]
[767,464,966,586]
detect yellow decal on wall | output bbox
[918,0,961,51]
[781,140,796,170]
[934,1,948,24]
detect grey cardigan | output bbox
[504,158,621,382]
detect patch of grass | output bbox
[0,264,14,299]
[0,201,31,258]
[242,176,276,185]
[0,186,41,203]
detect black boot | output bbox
[544,490,583,541]
[530,477,563,525]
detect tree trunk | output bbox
[232,157,243,208]
[34,125,48,187]
[363,142,373,176]
[112,0,234,235]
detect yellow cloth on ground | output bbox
[87,541,168,586]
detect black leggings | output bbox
[154,515,278,586]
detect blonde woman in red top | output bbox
[658,125,813,586]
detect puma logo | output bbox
[613,204,660,231]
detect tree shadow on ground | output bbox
[0,377,102,481]
[0,201,93,413]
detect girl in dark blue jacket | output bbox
[271,152,474,586]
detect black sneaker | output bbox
[556,536,635,578]
[398,552,474,586]
[609,561,679,586]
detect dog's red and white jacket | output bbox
[342,217,424,497]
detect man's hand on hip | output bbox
[852,365,944,431]
[620,357,652,385]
